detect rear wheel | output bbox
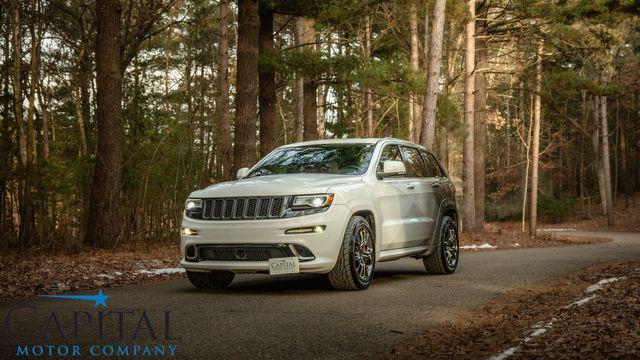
[328,215,375,290]
[187,270,235,289]
[423,215,459,274]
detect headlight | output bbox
[291,194,334,209]
[185,199,202,218]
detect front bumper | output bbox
[180,204,351,274]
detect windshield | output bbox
[247,144,376,177]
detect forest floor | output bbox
[384,258,640,359]
[1,194,637,299]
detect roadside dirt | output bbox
[383,259,640,359]
[0,245,183,299]
[459,228,609,251]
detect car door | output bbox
[374,144,419,251]
[398,145,433,248]
[420,149,447,243]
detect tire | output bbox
[328,215,375,290]
[187,270,235,289]
[423,215,459,275]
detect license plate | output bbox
[268,257,300,275]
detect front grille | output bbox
[198,245,290,261]
[200,196,288,220]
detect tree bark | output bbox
[293,18,304,142]
[317,84,328,139]
[473,22,487,229]
[301,18,318,140]
[86,0,124,247]
[420,0,446,149]
[259,6,277,156]
[529,42,543,237]
[233,0,259,171]
[592,95,607,215]
[600,95,614,225]
[364,15,373,138]
[409,2,420,142]
[462,0,476,231]
[216,0,232,180]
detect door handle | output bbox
[431,183,440,188]
[406,184,415,189]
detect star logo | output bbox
[41,289,110,308]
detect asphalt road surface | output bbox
[1,231,639,359]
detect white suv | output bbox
[180,138,458,290]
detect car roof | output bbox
[279,137,425,149]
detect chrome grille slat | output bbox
[197,196,287,220]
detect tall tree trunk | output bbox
[529,42,543,237]
[462,0,476,231]
[86,0,124,247]
[259,6,277,156]
[293,18,304,142]
[414,3,429,143]
[11,0,26,167]
[74,80,89,157]
[233,0,259,171]
[302,18,318,140]
[473,19,487,229]
[409,2,419,142]
[216,0,232,180]
[317,84,328,139]
[364,15,373,137]
[27,0,38,164]
[420,0,446,149]
[593,95,607,215]
[600,95,614,225]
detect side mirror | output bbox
[236,167,250,179]
[382,160,406,178]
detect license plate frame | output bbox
[268,257,300,275]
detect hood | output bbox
[190,174,363,198]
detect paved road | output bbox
[1,232,639,359]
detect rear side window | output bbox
[377,145,403,173]
[401,146,427,178]
[420,150,444,177]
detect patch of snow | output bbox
[114,271,123,276]
[530,328,547,337]
[136,268,185,276]
[586,277,626,293]
[489,346,520,360]
[541,228,577,232]
[460,243,497,250]
[511,243,521,247]
[565,294,596,308]
[97,274,114,279]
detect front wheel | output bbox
[328,215,375,290]
[187,270,235,289]
[423,215,459,274]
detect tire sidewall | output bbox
[348,217,375,289]
[439,216,459,274]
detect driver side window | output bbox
[377,145,403,174]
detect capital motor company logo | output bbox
[3,289,181,357]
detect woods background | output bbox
[1,0,639,251]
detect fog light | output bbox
[185,245,198,261]
[285,225,326,234]
[181,227,198,236]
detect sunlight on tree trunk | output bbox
[462,0,476,231]
[420,0,446,149]
[529,41,543,237]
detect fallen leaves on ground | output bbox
[0,245,182,299]
[383,259,640,359]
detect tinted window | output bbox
[401,146,427,178]
[420,150,443,177]
[248,144,375,177]
[377,145,403,173]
